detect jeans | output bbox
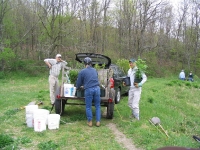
[85,86,101,122]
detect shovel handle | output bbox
[158,124,169,138]
[149,120,164,135]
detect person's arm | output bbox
[44,59,53,69]
[76,72,82,89]
[61,60,68,65]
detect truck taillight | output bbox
[108,98,113,103]
[110,78,114,88]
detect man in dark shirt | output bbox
[76,57,101,127]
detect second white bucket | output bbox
[33,109,50,132]
[48,114,60,130]
[25,105,38,127]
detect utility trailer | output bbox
[55,59,116,119]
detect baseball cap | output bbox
[129,58,136,63]
[56,54,62,58]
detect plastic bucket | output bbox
[48,114,60,130]
[72,87,76,96]
[64,84,74,97]
[25,105,38,127]
[33,109,50,132]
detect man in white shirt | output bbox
[125,58,147,121]
[179,70,185,80]
[44,54,67,105]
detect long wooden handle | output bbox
[158,124,169,138]
[149,120,164,135]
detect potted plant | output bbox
[134,58,148,83]
[68,69,79,84]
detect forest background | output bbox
[0,0,200,78]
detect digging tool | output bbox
[150,117,169,138]
[193,135,200,143]
[15,101,43,111]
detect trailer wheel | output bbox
[54,86,65,115]
[55,99,65,115]
[106,102,114,119]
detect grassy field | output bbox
[0,75,200,150]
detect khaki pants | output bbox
[49,75,59,104]
[128,87,142,119]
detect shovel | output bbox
[149,117,169,138]
[15,101,43,111]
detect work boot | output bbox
[96,121,100,127]
[87,121,92,127]
[129,114,135,119]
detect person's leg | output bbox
[93,86,101,123]
[49,76,56,104]
[54,77,59,103]
[85,88,93,124]
[128,88,134,110]
[131,88,142,120]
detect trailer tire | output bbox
[106,102,114,119]
[55,99,65,115]
[54,86,65,115]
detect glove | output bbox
[138,82,142,87]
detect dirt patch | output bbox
[107,123,141,150]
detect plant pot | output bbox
[134,78,142,84]
[76,90,85,97]
[123,77,130,86]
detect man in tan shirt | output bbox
[44,54,67,105]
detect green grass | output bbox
[0,76,200,149]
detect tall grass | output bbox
[0,76,200,149]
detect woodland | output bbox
[0,0,200,77]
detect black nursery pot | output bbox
[123,77,130,86]
[76,89,85,97]
[134,78,142,83]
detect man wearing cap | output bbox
[76,57,101,127]
[125,58,147,120]
[44,54,67,105]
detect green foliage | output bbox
[38,140,58,150]
[17,136,32,144]
[37,90,49,101]
[0,47,15,61]
[8,60,46,77]
[116,59,129,73]
[68,61,85,70]
[69,69,79,84]
[135,58,148,79]
[0,134,14,148]
[94,63,106,70]
[0,71,5,79]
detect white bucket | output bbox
[72,87,76,96]
[48,114,60,130]
[64,84,74,97]
[33,109,50,132]
[25,105,38,127]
